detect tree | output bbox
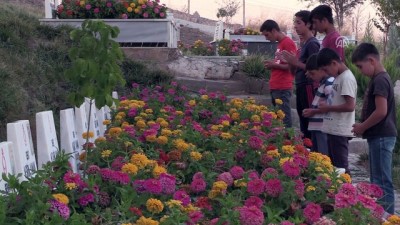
[362,15,375,44]
[301,0,365,32]
[371,0,400,56]
[216,0,241,25]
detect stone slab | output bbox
[36,111,59,169]
[0,142,15,192]
[60,108,80,172]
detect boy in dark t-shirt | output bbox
[282,10,320,138]
[351,43,397,214]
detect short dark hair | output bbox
[317,48,341,67]
[351,42,380,63]
[260,20,280,32]
[306,54,319,71]
[295,10,312,28]
[310,5,334,24]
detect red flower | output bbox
[129,207,142,216]
[303,138,313,148]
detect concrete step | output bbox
[349,138,368,155]
[174,76,247,94]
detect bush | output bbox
[178,40,214,56]
[217,39,245,56]
[241,54,269,79]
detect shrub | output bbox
[217,39,245,56]
[231,27,261,35]
[178,40,214,56]
[241,54,269,79]
[56,0,167,19]
[121,59,173,87]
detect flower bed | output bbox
[1,83,398,224]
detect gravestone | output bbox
[36,111,60,169]
[0,142,15,192]
[84,98,101,140]
[7,120,37,181]
[60,108,81,172]
[74,103,89,148]
[96,107,109,137]
[213,20,224,42]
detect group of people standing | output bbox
[259,5,397,215]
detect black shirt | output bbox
[361,72,397,138]
[295,37,320,86]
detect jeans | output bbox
[367,136,396,214]
[311,131,328,156]
[271,89,292,128]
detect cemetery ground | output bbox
[0,0,400,224]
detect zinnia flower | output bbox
[238,206,264,225]
[247,179,265,196]
[248,136,263,149]
[159,173,176,194]
[49,199,70,220]
[144,179,163,194]
[173,190,191,206]
[217,172,234,186]
[244,196,263,209]
[78,193,94,207]
[146,198,164,213]
[303,202,322,223]
[265,178,282,197]
[229,166,245,179]
[191,178,207,193]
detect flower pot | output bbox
[39,19,178,47]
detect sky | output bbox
[164,0,379,37]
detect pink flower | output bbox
[356,182,383,198]
[174,190,191,206]
[111,156,125,170]
[265,178,282,197]
[356,194,377,210]
[160,12,165,17]
[191,178,206,193]
[293,154,308,168]
[188,211,204,224]
[334,192,357,208]
[280,221,295,225]
[303,202,322,223]
[192,172,204,180]
[371,203,385,219]
[154,7,160,14]
[282,160,301,178]
[217,172,234,186]
[294,179,305,198]
[209,218,229,225]
[229,166,245,179]
[144,179,162,194]
[100,168,130,185]
[132,179,146,192]
[244,196,263,208]
[261,168,278,179]
[248,171,259,180]
[128,108,137,117]
[313,216,336,225]
[248,136,263,149]
[106,1,112,7]
[238,206,264,225]
[339,183,357,196]
[86,165,100,174]
[142,4,147,9]
[85,4,91,10]
[49,199,70,220]
[159,173,176,194]
[93,7,100,13]
[247,179,266,196]
[121,13,128,19]
[78,193,95,207]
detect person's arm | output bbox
[352,95,387,135]
[318,95,355,113]
[265,61,290,70]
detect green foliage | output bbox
[217,39,244,56]
[241,54,269,79]
[65,19,126,109]
[216,0,240,24]
[121,59,173,88]
[178,40,214,56]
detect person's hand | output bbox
[282,50,297,65]
[302,108,314,117]
[318,102,329,113]
[264,60,275,70]
[352,123,365,137]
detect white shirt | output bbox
[322,69,357,137]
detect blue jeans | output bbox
[271,90,292,128]
[367,136,396,214]
[311,131,328,156]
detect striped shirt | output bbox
[308,76,335,131]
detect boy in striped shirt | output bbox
[302,54,334,155]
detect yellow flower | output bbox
[266,150,280,158]
[131,153,149,169]
[134,116,143,121]
[234,179,247,187]
[134,7,141,14]
[340,173,352,183]
[211,125,220,131]
[117,112,126,118]
[130,2,136,7]
[212,181,228,192]
[95,136,106,144]
[136,120,147,129]
[279,157,291,166]
[127,7,133,12]
[135,216,159,225]
[208,190,220,199]
[153,165,167,178]
[52,193,69,205]
[101,150,112,158]
[175,110,184,116]
[80,1,85,7]
[65,183,77,190]
[231,112,240,120]
[160,121,169,128]
[220,132,233,139]
[147,121,156,126]
[79,151,86,162]
[140,112,148,118]
[190,151,202,161]
[277,110,285,119]
[121,223,132,225]
[145,108,153,114]
[125,141,133,148]
[156,136,168,145]
[181,204,199,213]
[306,186,316,192]
[174,139,190,151]
[221,120,230,126]
[108,127,122,137]
[282,145,295,154]
[121,163,139,175]
[161,129,172,136]
[82,131,94,139]
[251,115,261,122]
[146,135,157,142]
[188,100,196,107]
[146,198,164,214]
[275,98,283,105]
[166,200,182,208]
[103,120,111,125]
[201,95,209,100]
[387,215,400,224]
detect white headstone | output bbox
[96,107,107,137]
[7,120,37,181]
[111,91,118,109]
[0,142,15,193]
[36,111,59,169]
[74,103,89,148]
[60,108,80,172]
[44,0,54,19]
[213,20,224,42]
[84,98,101,140]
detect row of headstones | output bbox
[0,93,118,193]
